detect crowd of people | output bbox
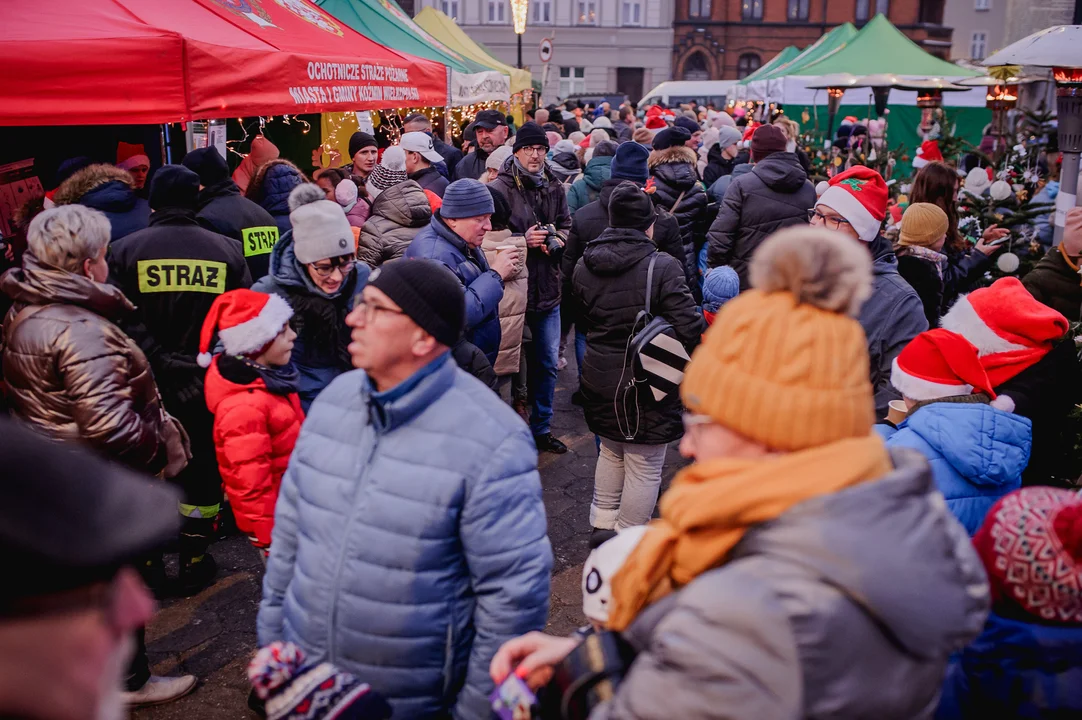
[2,96,1082,720]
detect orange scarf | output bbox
[606,434,892,631]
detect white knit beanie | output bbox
[288,184,355,264]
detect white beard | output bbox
[96,634,135,720]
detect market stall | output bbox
[414,7,532,97]
[737,24,858,102]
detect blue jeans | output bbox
[526,307,561,436]
[575,327,586,382]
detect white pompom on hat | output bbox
[197,289,294,368]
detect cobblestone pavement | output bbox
[135,361,686,719]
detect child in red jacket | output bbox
[199,289,304,558]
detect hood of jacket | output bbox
[648,146,699,192]
[583,156,613,192]
[196,178,242,210]
[737,447,989,659]
[902,402,1032,487]
[582,226,656,276]
[368,180,432,229]
[959,610,1082,672]
[752,152,809,193]
[259,163,306,217]
[1,252,134,320]
[266,230,323,295]
[869,233,899,273]
[54,165,139,214]
[598,177,641,212]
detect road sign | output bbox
[539,37,553,64]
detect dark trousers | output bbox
[126,628,151,691]
[163,393,221,562]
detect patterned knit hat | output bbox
[815,167,888,242]
[973,487,1082,624]
[197,289,293,367]
[248,642,392,720]
[681,227,875,451]
[365,147,407,200]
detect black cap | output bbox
[367,259,465,348]
[474,109,508,130]
[0,418,180,608]
[149,165,201,211]
[651,127,692,151]
[181,147,230,187]
[608,181,656,231]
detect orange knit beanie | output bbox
[681,227,876,451]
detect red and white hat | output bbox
[891,328,996,402]
[912,139,944,169]
[116,141,150,171]
[197,289,294,368]
[815,166,888,242]
[939,277,1070,387]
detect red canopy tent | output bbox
[0,0,448,126]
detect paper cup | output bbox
[886,400,908,426]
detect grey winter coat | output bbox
[593,448,989,720]
[705,152,816,290]
[357,180,433,268]
[861,235,930,418]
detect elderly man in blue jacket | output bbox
[258,257,551,719]
[405,179,522,366]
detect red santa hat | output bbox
[814,166,888,242]
[740,121,761,148]
[197,289,294,368]
[939,277,1070,387]
[891,329,997,402]
[973,487,1082,624]
[116,141,150,171]
[912,140,944,169]
[644,106,669,130]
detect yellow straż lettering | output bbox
[137,259,227,294]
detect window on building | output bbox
[856,0,870,22]
[737,53,761,79]
[876,0,889,16]
[975,0,989,9]
[439,0,459,19]
[532,0,552,23]
[577,0,597,23]
[787,0,809,20]
[919,0,945,24]
[560,66,587,97]
[682,52,710,80]
[689,0,711,17]
[971,31,988,59]
[741,0,763,20]
[622,0,643,24]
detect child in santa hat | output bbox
[880,328,1030,535]
[937,486,1082,718]
[200,289,304,558]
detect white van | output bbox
[639,80,739,108]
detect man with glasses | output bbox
[0,418,182,720]
[810,166,927,418]
[489,121,573,454]
[454,110,509,181]
[260,258,551,719]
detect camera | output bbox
[539,224,563,255]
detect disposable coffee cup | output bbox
[495,244,517,252]
[886,400,908,426]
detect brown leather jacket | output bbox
[1,254,166,472]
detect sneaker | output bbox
[570,390,585,407]
[178,552,218,597]
[557,355,568,371]
[534,433,568,454]
[122,675,197,707]
[589,527,618,550]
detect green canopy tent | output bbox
[738,24,857,101]
[738,45,802,86]
[316,0,510,106]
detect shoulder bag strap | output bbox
[643,253,659,318]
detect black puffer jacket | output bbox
[648,146,714,291]
[572,226,703,445]
[705,152,816,290]
[488,160,572,313]
[194,179,280,281]
[701,146,748,187]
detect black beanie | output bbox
[149,165,200,211]
[348,131,377,159]
[513,122,548,152]
[608,181,656,231]
[181,147,229,187]
[368,258,465,348]
[651,127,691,151]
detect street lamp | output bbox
[511,0,529,69]
[984,25,1082,245]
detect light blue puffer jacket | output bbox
[257,354,552,719]
[879,402,1031,535]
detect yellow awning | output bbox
[414,7,532,95]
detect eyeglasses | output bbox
[519,146,548,156]
[807,208,853,230]
[352,298,406,323]
[309,256,355,278]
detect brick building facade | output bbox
[673,0,953,80]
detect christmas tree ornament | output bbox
[997,252,1020,274]
[990,180,1013,201]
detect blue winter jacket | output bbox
[80,181,150,242]
[251,232,367,411]
[404,215,504,365]
[879,402,1031,535]
[258,163,306,237]
[937,612,1082,719]
[257,354,552,719]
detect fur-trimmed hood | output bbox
[53,164,134,205]
[648,145,698,169]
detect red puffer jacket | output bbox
[205,357,304,548]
